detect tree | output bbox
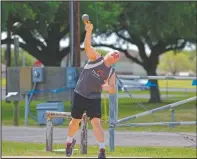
[158,51,192,75]
[1,48,36,66]
[191,56,197,73]
[188,51,197,73]
[2,1,196,102]
[1,2,37,31]
[1,1,121,66]
[91,1,197,102]
[1,1,75,66]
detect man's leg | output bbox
[66,118,81,143]
[66,92,85,156]
[91,118,105,149]
[87,98,106,158]
[66,118,81,157]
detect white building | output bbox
[61,50,148,75]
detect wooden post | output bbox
[45,111,87,153]
[13,101,19,126]
[45,111,71,152]
[69,0,80,67]
[46,118,53,152]
[80,113,87,154]
[24,94,29,126]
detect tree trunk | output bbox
[34,50,63,67]
[13,101,19,126]
[42,59,61,67]
[147,70,161,103]
[1,35,70,67]
[5,13,12,103]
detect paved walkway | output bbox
[2,126,196,147]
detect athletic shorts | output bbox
[71,92,101,120]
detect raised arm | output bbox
[84,23,101,61]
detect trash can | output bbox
[36,101,65,125]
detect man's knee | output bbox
[90,117,101,127]
[69,118,81,127]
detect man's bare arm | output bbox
[102,73,116,94]
[108,73,116,94]
[84,23,101,61]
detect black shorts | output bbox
[71,92,101,120]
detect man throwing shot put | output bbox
[65,21,120,158]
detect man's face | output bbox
[104,51,120,65]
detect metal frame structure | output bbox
[117,75,197,80]
[45,111,88,154]
[108,75,197,152]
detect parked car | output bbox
[117,78,149,91]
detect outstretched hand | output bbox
[101,83,111,92]
[85,22,93,33]
[101,80,114,93]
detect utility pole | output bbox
[73,0,80,67]
[69,0,81,67]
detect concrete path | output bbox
[2,126,196,147]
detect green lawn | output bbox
[2,77,196,89]
[119,90,196,96]
[158,80,195,89]
[2,141,196,158]
[1,76,6,87]
[2,95,196,132]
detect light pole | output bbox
[69,0,80,67]
[69,0,74,67]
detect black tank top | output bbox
[74,56,114,99]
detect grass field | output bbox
[2,94,196,132]
[1,76,6,87]
[1,77,196,89]
[119,90,196,96]
[2,141,196,158]
[2,91,196,158]
[158,80,195,89]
